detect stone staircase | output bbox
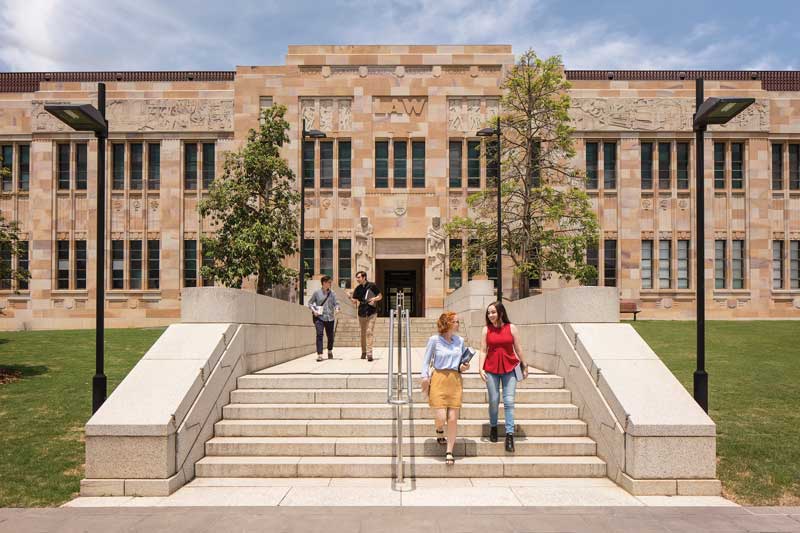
[333,317,437,347]
[195,364,607,478]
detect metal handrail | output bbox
[385,291,413,484]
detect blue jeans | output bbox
[485,370,517,435]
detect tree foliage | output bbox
[446,49,599,298]
[0,159,29,293]
[198,105,300,294]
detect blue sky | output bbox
[0,0,797,71]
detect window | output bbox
[467,140,481,188]
[320,239,333,278]
[393,140,407,188]
[528,140,541,187]
[714,142,725,189]
[732,240,745,289]
[448,141,462,188]
[375,141,388,188]
[201,248,214,287]
[658,142,671,189]
[1,145,12,192]
[731,143,744,189]
[129,240,142,289]
[467,238,479,281]
[715,240,726,289]
[585,142,598,189]
[56,240,69,289]
[449,239,462,290]
[773,241,784,289]
[148,240,160,289]
[677,143,689,190]
[0,243,10,289]
[183,240,197,288]
[412,141,425,188]
[184,144,197,190]
[112,143,125,190]
[76,143,87,190]
[302,239,315,278]
[641,142,653,190]
[338,141,351,189]
[57,144,70,190]
[790,145,800,190]
[338,239,351,288]
[772,143,783,190]
[603,239,617,287]
[486,139,499,187]
[75,240,87,290]
[586,244,598,286]
[302,140,315,188]
[128,143,143,190]
[202,143,215,189]
[487,246,498,289]
[791,241,799,289]
[659,240,672,289]
[19,145,30,192]
[641,240,653,289]
[18,241,29,290]
[319,141,333,188]
[677,240,690,289]
[111,240,124,289]
[528,244,541,289]
[603,142,616,189]
[148,144,160,190]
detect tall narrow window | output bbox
[338,141,351,189]
[183,240,197,288]
[715,240,726,289]
[129,240,142,289]
[319,141,333,188]
[19,145,30,192]
[1,145,12,192]
[201,248,214,287]
[732,240,745,289]
[486,139,499,187]
[677,143,689,190]
[338,239,351,288]
[487,248,498,290]
[731,142,744,189]
[56,240,69,289]
[603,240,617,287]
[640,142,653,190]
[0,243,11,289]
[529,140,541,187]
[302,140,315,188]
[76,143,87,190]
[677,240,690,289]
[603,142,616,189]
[148,239,160,289]
[18,241,29,290]
[467,140,481,188]
[57,144,70,190]
[202,143,215,189]
[148,143,160,190]
[112,143,125,190]
[393,140,407,188]
[412,141,425,188]
[449,239,462,290]
[184,144,197,190]
[714,142,725,189]
[448,141,462,188]
[302,239,315,278]
[772,143,783,190]
[75,240,87,290]
[467,239,479,281]
[773,241,784,289]
[791,241,800,289]
[659,239,672,289]
[585,142,598,189]
[528,244,541,289]
[586,244,599,286]
[641,240,653,289]
[129,143,143,190]
[658,142,671,189]
[790,144,800,190]
[320,239,333,278]
[375,141,389,188]
[111,240,124,289]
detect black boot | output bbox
[489,426,498,443]
[505,433,515,452]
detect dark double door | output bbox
[376,258,425,317]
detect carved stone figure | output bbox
[467,99,482,130]
[319,100,333,131]
[301,100,316,130]
[448,98,463,130]
[338,99,352,131]
[426,217,446,280]
[355,216,374,274]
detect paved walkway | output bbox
[3,506,800,532]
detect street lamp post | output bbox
[299,125,326,305]
[692,78,754,412]
[477,121,502,300]
[45,83,109,414]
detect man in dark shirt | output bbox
[350,271,382,361]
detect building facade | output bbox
[1,45,799,329]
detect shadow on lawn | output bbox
[0,364,49,384]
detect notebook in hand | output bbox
[460,347,476,366]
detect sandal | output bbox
[445,452,455,465]
[435,428,446,445]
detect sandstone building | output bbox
[1,45,799,329]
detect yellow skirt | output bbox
[428,369,463,409]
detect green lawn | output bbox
[631,320,800,506]
[0,328,164,507]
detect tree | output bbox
[0,159,29,294]
[446,49,599,298]
[198,104,300,295]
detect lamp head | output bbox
[44,103,107,133]
[693,97,755,129]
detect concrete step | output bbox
[205,436,597,457]
[229,388,571,405]
[222,403,579,421]
[194,455,607,478]
[238,373,565,390]
[214,418,589,438]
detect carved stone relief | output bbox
[300,98,353,132]
[301,100,316,130]
[338,100,352,131]
[427,217,446,281]
[319,100,333,131]
[355,216,374,275]
[448,97,501,132]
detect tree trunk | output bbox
[519,274,530,300]
[256,267,267,295]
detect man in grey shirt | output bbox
[307,275,341,361]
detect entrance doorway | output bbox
[375,259,425,317]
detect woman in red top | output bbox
[479,301,529,452]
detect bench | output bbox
[620,300,641,321]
